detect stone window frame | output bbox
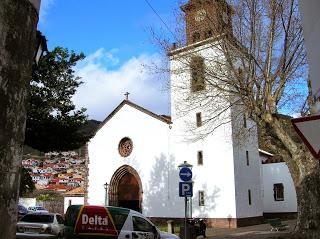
[190,56,206,92]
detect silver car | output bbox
[16,212,65,239]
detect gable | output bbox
[95,100,171,134]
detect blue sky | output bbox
[39,0,184,120]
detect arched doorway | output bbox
[108,165,143,212]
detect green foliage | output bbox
[25,47,92,152]
[36,193,62,201]
[19,168,35,196]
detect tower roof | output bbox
[180,0,233,45]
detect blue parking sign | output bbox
[179,182,193,197]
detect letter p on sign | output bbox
[179,182,193,197]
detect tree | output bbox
[25,47,92,152]
[155,0,318,237]
[19,168,35,197]
[0,0,39,238]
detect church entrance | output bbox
[118,173,140,211]
[108,165,143,212]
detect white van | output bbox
[64,205,180,239]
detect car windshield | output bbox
[20,214,54,223]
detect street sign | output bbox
[292,114,320,159]
[178,162,193,239]
[179,167,192,182]
[179,182,193,197]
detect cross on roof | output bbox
[124,92,130,100]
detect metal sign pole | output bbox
[178,161,193,239]
[184,196,187,239]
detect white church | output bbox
[85,0,297,228]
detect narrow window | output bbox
[192,32,201,42]
[273,183,284,201]
[199,191,205,206]
[243,113,247,128]
[196,112,202,127]
[197,151,203,165]
[205,29,213,39]
[191,56,205,92]
[248,189,252,205]
[246,151,249,166]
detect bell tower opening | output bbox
[181,0,233,45]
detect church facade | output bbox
[86,0,296,228]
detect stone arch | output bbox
[108,165,143,212]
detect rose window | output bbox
[118,137,133,157]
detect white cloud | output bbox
[73,48,170,121]
[39,0,54,23]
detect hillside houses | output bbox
[23,151,86,192]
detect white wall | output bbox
[19,198,36,208]
[64,197,84,213]
[170,121,237,219]
[170,41,263,220]
[170,43,238,219]
[261,162,297,213]
[87,104,177,217]
[231,107,263,218]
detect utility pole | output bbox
[0,0,41,238]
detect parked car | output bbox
[18,204,29,219]
[64,205,180,239]
[28,206,49,213]
[16,212,65,239]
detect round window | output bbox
[118,137,133,157]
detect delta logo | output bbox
[75,206,118,236]
[82,214,108,225]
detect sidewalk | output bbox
[206,220,296,239]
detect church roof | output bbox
[95,100,172,133]
[63,186,85,196]
[259,149,284,164]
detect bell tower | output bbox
[181,0,233,45]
